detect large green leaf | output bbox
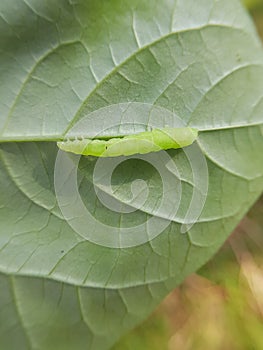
[0,0,263,349]
[0,272,173,350]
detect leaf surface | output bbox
[0,0,263,349]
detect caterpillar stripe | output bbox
[57,127,198,157]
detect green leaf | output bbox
[0,0,263,349]
[0,272,171,350]
[243,0,263,11]
[1,0,262,140]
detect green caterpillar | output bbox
[57,127,198,157]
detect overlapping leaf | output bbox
[0,0,263,349]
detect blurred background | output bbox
[113,2,263,349]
